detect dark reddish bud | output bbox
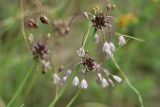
[26,18,38,29]
[58,66,64,72]
[40,15,49,24]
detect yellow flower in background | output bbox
[118,13,137,28]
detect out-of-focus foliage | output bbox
[0,0,160,107]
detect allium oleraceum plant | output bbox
[7,0,144,107]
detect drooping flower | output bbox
[103,41,113,58]
[93,33,100,44]
[41,60,51,74]
[52,73,61,84]
[112,75,122,83]
[77,47,85,57]
[118,36,126,46]
[80,79,88,89]
[65,69,72,77]
[109,42,116,52]
[101,78,109,88]
[62,76,67,82]
[72,76,79,86]
[103,41,110,53]
[97,73,102,80]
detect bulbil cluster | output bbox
[91,11,107,30]
[28,33,51,74]
[26,14,52,74]
[52,48,122,89]
[85,5,127,59]
[25,4,125,89]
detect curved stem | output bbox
[115,33,145,42]
[7,63,36,107]
[48,65,81,107]
[66,90,81,107]
[111,57,144,107]
[82,25,91,48]
[48,85,59,107]
[23,72,39,100]
[20,0,31,53]
[83,27,97,49]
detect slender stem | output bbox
[55,85,59,98]
[48,96,58,107]
[82,25,91,48]
[115,33,145,42]
[48,65,81,107]
[20,0,31,53]
[7,63,36,107]
[111,57,144,107]
[83,27,97,49]
[48,85,59,107]
[66,90,81,107]
[23,72,39,100]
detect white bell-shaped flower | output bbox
[113,75,122,83]
[80,79,88,89]
[118,36,126,46]
[72,76,79,86]
[77,47,85,57]
[101,78,109,88]
[109,42,116,52]
[52,73,61,84]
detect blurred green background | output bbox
[0,0,160,107]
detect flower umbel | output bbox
[54,50,122,89]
